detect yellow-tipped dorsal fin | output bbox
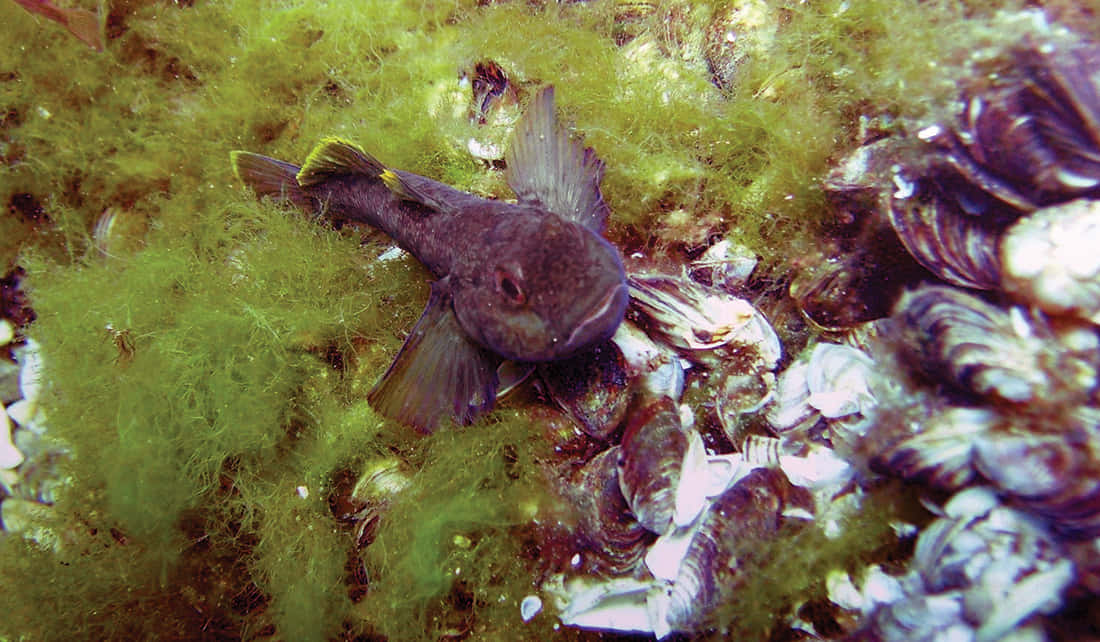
[297,137,387,187]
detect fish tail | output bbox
[230,151,314,211]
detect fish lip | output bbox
[563,282,629,354]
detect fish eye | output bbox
[494,267,526,304]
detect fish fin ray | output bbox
[297,137,387,187]
[504,86,610,233]
[231,151,314,210]
[368,281,500,432]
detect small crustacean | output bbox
[1000,198,1100,324]
[894,285,1073,404]
[654,467,815,636]
[858,487,1074,642]
[617,396,687,535]
[566,446,654,576]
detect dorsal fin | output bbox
[505,86,611,233]
[297,137,387,187]
[298,137,464,213]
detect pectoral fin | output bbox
[368,281,501,432]
[505,86,610,233]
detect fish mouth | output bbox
[562,282,629,354]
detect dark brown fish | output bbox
[231,87,628,431]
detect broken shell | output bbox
[627,273,756,351]
[0,404,23,470]
[1000,198,1100,324]
[617,396,687,535]
[689,239,758,292]
[764,357,817,435]
[805,343,876,420]
[567,446,653,576]
[863,486,1074,642]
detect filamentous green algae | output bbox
[0,0,1042,639]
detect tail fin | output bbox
[230,151,314,211]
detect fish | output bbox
[231,87,628,432]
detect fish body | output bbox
[232,87,628,431]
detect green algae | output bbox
[0,0,1060,639]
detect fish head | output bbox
[453,213,628,362]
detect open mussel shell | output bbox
[566,446,654,576]
[1000,198,1100,324]
[627,273,756,351]
[617,396,686,535]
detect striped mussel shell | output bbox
[870,406,994,492]
[661,468,815,633]
[540,339,634,440]
[973,421,1100,540]
[863,486,1074,642]
[893,285,1087,404]
[566,446,654,575]
[1000,198,1100,324]
[617,396,686,535]
[886,174,1005,290]
[941,35,1100,212]
[627,273,757,352]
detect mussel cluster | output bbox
[525,270,847,638]
[782,11,1100,639]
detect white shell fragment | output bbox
[1000,198,1100,324]
[520,595,543,622]
[804,343,876,419]
[0,404,23,470]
